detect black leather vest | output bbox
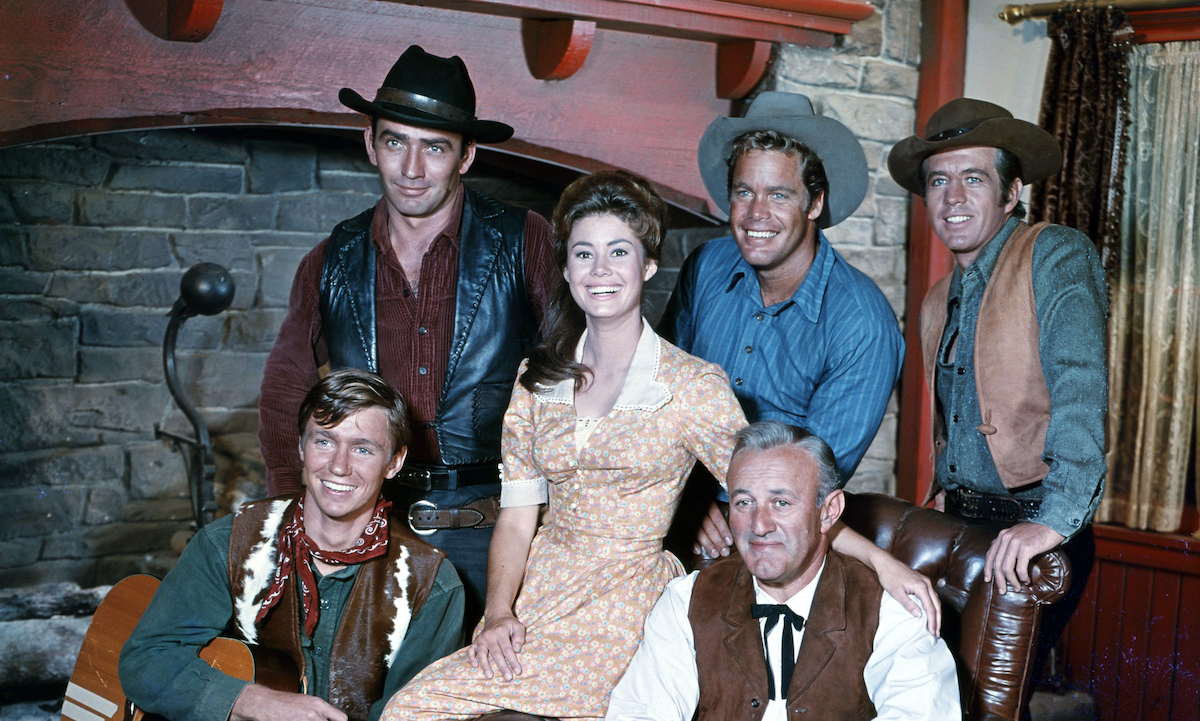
[319,186,539,466]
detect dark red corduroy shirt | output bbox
[259,186,557,496]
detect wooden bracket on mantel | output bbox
[522,18,597,80]
[124,0,225,42]
[716,40,772,98]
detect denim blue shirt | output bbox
[119,512,465,721]
[660,231,904,484]
[934,215,1108,538]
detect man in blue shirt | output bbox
[662,92,903,483]
[661,92,904,558]
[887,98,1106,681]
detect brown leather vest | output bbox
[226,496,445,721]
[689,551,882,720]
[920,221,1053,495]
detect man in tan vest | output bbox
[606,421,958,720]
[120,369,464,721]
[887,98,1107,676]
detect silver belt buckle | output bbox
[407,499,438,536]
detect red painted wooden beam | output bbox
[716,40,771,99]
[1129,6,1200,43]
[522,18,596,80]
[380,0,853,41]
[894,0,965,505]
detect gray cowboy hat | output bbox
[339,45,514,144]
[697,92,868,227]
[887,98,1061,196]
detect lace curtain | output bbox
[1099,41,1200,532]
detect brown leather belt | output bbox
[948,487,1042,523]
[407,496,501,536]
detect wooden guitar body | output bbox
[62,574,299,721]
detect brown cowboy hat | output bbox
[887,98,1061,195]
[340,45,514,144]
[697,92,867,227]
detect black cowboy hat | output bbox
[887,98,1061,196]
[697,92,868,228]
[339,45,514,144]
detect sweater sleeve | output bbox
[258,241,328,497]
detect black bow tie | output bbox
[751,603,806,700]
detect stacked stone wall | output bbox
[0,129,390,592]
[759,0,920,495]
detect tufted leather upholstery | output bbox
[840,492,1070,721]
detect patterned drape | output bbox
[1100,41,1200,533]
[1030,8,1132,271]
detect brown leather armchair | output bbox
[840,492,1071,721]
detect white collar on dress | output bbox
[535,318,671,412]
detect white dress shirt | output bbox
[605,559,961,721]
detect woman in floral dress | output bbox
[383,171,937,720]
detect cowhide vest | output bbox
[689,551,882,721]
[226,497,444,721]
[318,185,539,466]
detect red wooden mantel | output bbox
[102,0,874,92]
[0,0,877,201]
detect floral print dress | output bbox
[382,323,746,720]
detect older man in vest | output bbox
[607,421,959,720]
[121,370,464,721]
[887,98,1107,672]
[258,46,557,627]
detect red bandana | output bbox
[255,495,392,637]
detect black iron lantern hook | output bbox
[156,263,235,530]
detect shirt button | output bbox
[418,366,428,375]
[734,378,744,386]
[313,646,322,657]
[744,345,753,354]
[952,414,960,423]
[755,312,765,321]
[949,464,957,473]
[319,599,331,610]
[750,699,761,708]
[957,367,965,375]
[417,326,428,335]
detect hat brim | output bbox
[886,117,1061,196]
[697,113,868,227]
[339,88,514,144]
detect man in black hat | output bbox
[258,46,557,627]
[887,98,1106,665]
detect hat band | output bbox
[927,126,973,142]
[374,87,476,124]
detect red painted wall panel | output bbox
[1065,525,1200,721]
